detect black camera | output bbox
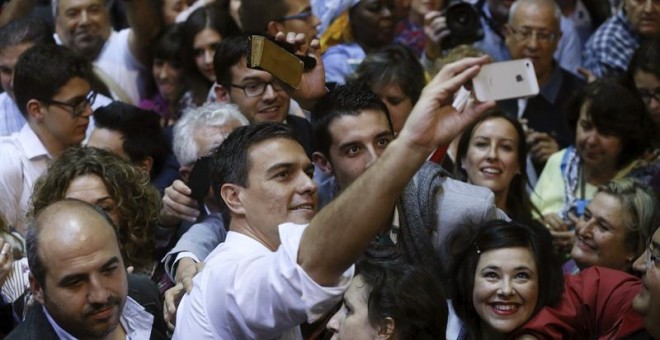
[441,0,484,49]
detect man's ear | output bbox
[29,273,45,305]
[214,83,229,102]
[312,151,333,176]
[137,156,153,175]
[220,183,246,216]
[265,20,285,37]
[376,317,395,340]
[26,99,45,122]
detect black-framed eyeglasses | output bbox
[508,26,558,43]
[41,91,97,117]
[638,88,660,105]
[231,81,284,98]
[275,10,314,22]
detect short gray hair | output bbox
[508,0,562,30]
[51,0,111,19]
[173,102,249,166]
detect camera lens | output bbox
[446,3,479,34]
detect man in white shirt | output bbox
[51,0,160,104]
[173,45,496,338]
[0,44,97,235]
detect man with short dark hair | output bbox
[0,17,54,136]
[582,0,660,77]
[87,101,168,180]
[312,83,506,271]
[5,199,168,339]
[0,44,109,235]
[173,53,497,339]
[213,35,314,157]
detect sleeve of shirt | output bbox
[555,18,582,76]
[322,46,355,84]
[517,267,644,339]
[531,149,566,216]
[207,223,354,338]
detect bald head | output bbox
[27,199,121,286]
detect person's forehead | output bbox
[231,57,273,83]
[284,0,311,12]
[0,43,34,64]
[246,137,308,171]
[59,0,105,11]
[512,3,558,27]
[328,109,391,142]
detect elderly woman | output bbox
[566,178,659,274]
[30,147,161,278]
[533,78,655,247]
[326,259,447,339]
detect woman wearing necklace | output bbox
[532,78,655,255]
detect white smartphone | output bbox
[473,59,539,101]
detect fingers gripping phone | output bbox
[188,156,212,211]
[473,59,539,101]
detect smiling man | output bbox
[213,35,314,157]
[5,199,167,340]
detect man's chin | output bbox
[73,39,106,60]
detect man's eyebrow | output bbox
[265,162,295,176]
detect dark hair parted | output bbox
[239,0,289,35]
[347,44,426,104]
[182,4,240,105]
[29,147,160,274]
[153,23,183,65]
[213,34,248,89]
[27,199,121,288]
[628,39,660,80]
[0,17,54,52]
[13,44,94,117]
[211,122,297,224]
[455,110,541,225]
[357,260,448,339]
[566,78,654,169]
[93,101,169,178]
[311,83,393,158]
[447,220,564,338]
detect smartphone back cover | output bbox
[473,59,540,101]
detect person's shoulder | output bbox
[559,68,587,89]
[5,304,56,339]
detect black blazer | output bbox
[5,274,168,340]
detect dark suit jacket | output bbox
[5,274,168,340]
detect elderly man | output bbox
[172,50,496,338]
[0,18,54,136]
[51,0,160,104]
[5,199,167,339]
[582,0,660,77]
[0,44,110,235]
[499,0,585,177]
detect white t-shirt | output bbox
[174,223,354,340]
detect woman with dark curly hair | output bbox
[29,147,160,277]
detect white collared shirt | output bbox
[43,297,154,340]
[173,223,354,340]
[0,93,26,136]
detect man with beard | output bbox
[51,0,161,104]
[5,199,168,340]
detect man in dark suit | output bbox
[6,199,167,340]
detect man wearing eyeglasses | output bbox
[499,0,585,182]
[240,0,321,43]
[213,35,314,157]
[0,44,108,236]
[583,0,660,78]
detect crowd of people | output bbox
[0,0,658,339]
